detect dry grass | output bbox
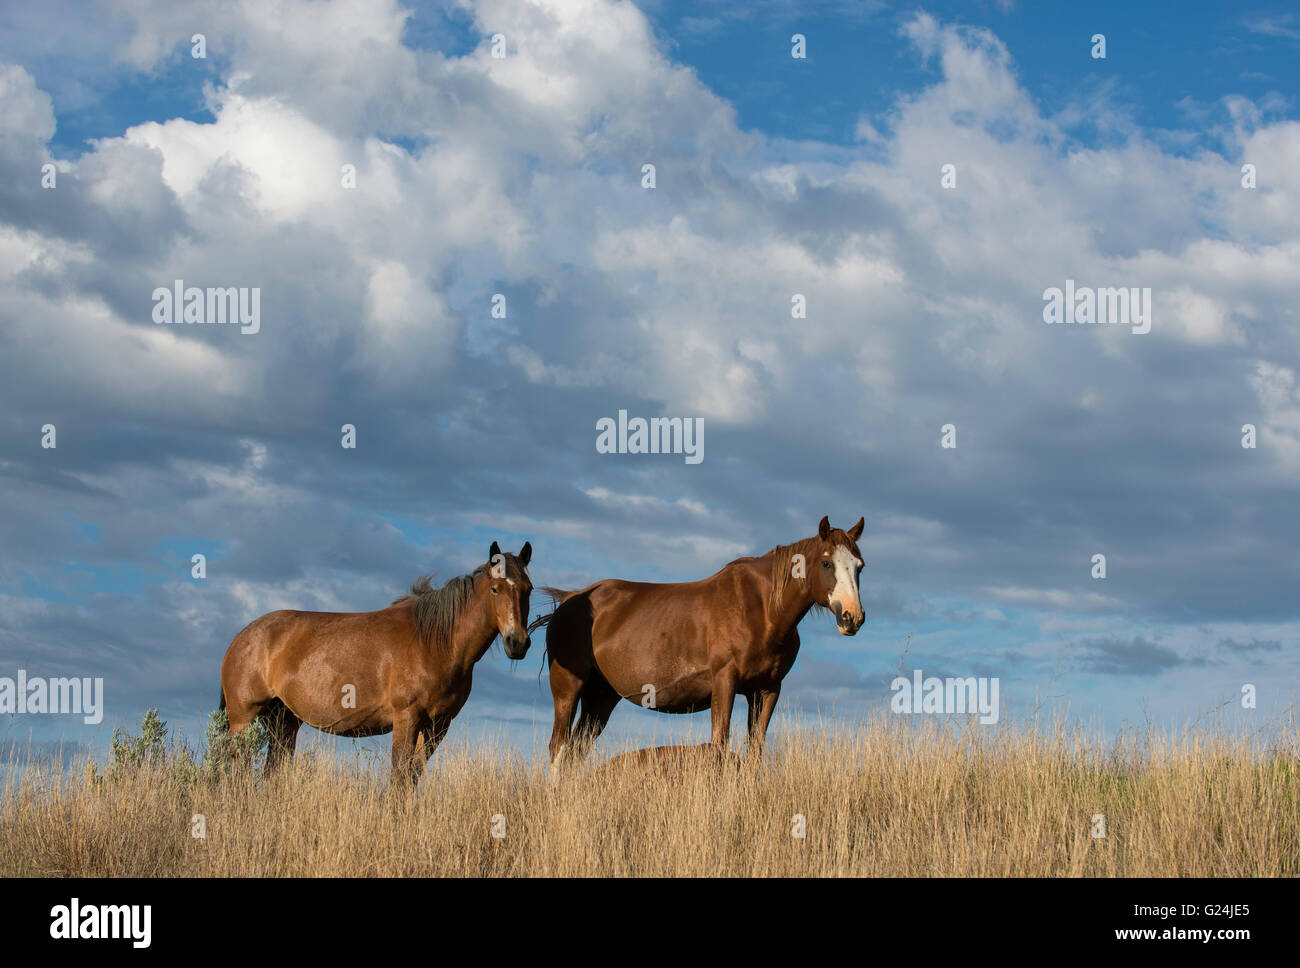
[2,717,1297,877]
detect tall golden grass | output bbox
[3,716,1297,877]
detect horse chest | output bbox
[423,672,473,716]
[735,655,783,686]
[735,635,798,686]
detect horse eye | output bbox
[491,586,499,595]
[822,560,832,569]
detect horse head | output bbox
[487,540,533,659]
[809,516,865,635]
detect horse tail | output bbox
[528,587,574,634]
[218,681,228,722]
[529,587,574,681]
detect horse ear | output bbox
[489,540,502,561]
[518,541,532,567]
[818,516,831,540]
[847,517,864,541]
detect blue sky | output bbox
[29,2,1300,155]
[1,0,1298,764]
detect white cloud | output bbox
[3,1,1300,737]
[0,63,55,142]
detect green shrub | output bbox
[202,708,268,776]
[108,707,170,779]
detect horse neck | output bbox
[445,581,498,674]
[760,540,817,636]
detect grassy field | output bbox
[3,715,1297,877]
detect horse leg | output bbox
[390,706,428,792]
[548,661,585,766]
[262,699,302,777]
[569,679,620,763]
[225,697,264,739]
[221,621,277,737]
[709,666,738,750]
[416,713,452,770]
[223,669,268,737]
[222,674,272,770]
[747,686,781,759]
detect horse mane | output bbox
[393,557,529,649]
[764,534,853,618]
[766,536,821,616]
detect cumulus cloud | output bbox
[0,1,1297,745]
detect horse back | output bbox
[580,566,765,634]
[225,603,421,690]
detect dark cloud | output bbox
[1217,637,1285,655]
[1074,637,1186,677]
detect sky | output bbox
[1,0,1298,765]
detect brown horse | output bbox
[540,516,865,767]
[594,743,743,778]
[219,541,533,787]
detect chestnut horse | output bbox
[595,743,743,778]
[540,516,865,767]
[219,541,532,787]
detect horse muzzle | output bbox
[503,633,531,660]
[832,603,864,636]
